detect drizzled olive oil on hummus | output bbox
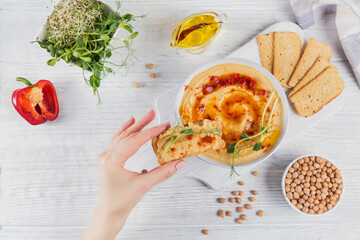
[179,63,283,165]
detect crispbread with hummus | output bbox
[273,32,301,88]
[290,67,344,117]
[288,38,332,88]
[289,57,338,97]
[152,119,225,165]
[257,33,274,73]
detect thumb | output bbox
[141,160,186,188]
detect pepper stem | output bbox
[16,77,35,87]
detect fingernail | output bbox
[160,121,170,126]
[175,160,186,171]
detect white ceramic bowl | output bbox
[281,154,344,216]
[174,58,289,169]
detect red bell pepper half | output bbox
[12,77,59,125]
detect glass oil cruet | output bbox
[170,12,227,54]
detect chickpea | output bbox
[310,156,315,161]
[218,210,225,218]
[252,171,259,176]
[146,63,154,69]
[251,190,258,195]
[293,192,300,199]
[238,181,244,186]
[236,207,245,213]
[299,198,305,204]
[257,210,264,217]
[239,191,245,196]
[291,199,297,205]
[235,218,243,224]
[202,229,209,235]
[249,197,256,202]
[244,204,252,210]
[232,191,240,196]
[150,73,157,78]
[302,207,309,213]
[236,197,242,204]
[217,198,226,204]
[240,214,247,220]
[229,198,236,203]
[296,203,303,209]
[226,211,233,217]
[293,162,300,168]
[299,158,305,164]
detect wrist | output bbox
[82,204,127,240]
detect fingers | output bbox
[111,117,135,142]
[117,123,170,161]
[139,160,186,189]
[126,122,170,148]
[117,109,156,141]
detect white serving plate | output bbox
[125,21,343,189]
[174,58,289,169]
[281,154,344,216]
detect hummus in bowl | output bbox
[175,59,289,167]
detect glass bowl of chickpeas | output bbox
[281,154,344,215]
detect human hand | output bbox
[82,109,186,240]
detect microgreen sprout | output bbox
[227,91,279,178]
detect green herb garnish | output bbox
[163,126,222,155]
[35,0,143,102]
[228,91,279,177]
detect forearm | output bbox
[82,205,127,240]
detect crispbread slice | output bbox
[273,32,301,88]
[289,57,338,97]
[290,67,344,117]
[257,33,274,73]
[152,119,225,165]
[288,38,332,87]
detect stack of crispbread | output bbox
[257,34,344,117]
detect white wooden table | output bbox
[1,0,360,239]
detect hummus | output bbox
[179,63,283,165]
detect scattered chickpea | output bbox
[236,207,245,213]
[252,171,259,176]
[257,210,264,217]
[235,218,244,224]
[244,204,252,210]
[217,198,226,204]
[133,82,141,88]
[217,210,225,218]
[236,197,242,204]
[201,229,209,235]
[146,63,154,69]
[226,211,233,217]
[232,191,240,196]
[240,214,247,221]
[249,197,256,202]
[228,197,236,203]
[150,73,157,78]
[239,191,245,196]
[250,190,258,195]
[238,181,244,186]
